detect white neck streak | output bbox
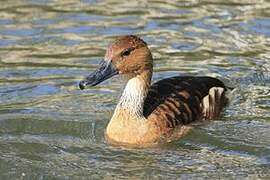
[115,71,151,118]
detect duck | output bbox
[79,35,228,146]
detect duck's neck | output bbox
[115,70,152,118]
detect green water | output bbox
[0,0,269,179]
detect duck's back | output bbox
[143,76,228,128]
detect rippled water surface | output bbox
[0,0,270,179]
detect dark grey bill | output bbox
[79,60,118,90]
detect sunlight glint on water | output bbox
[0,0,269,179]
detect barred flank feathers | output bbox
[143,76,227,128]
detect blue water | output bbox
[0,0,269,179]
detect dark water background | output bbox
[0,0,269,179]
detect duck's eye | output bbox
[121,48,134,57]
[122,50,131,57]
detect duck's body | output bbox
[79,35,228,146]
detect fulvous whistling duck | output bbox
[79,35,228,146]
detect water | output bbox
[0,0,270,179]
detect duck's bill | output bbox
[79,60,118,90]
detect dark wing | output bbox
[143,76,227,128]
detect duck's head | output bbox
[79,35,153,90]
